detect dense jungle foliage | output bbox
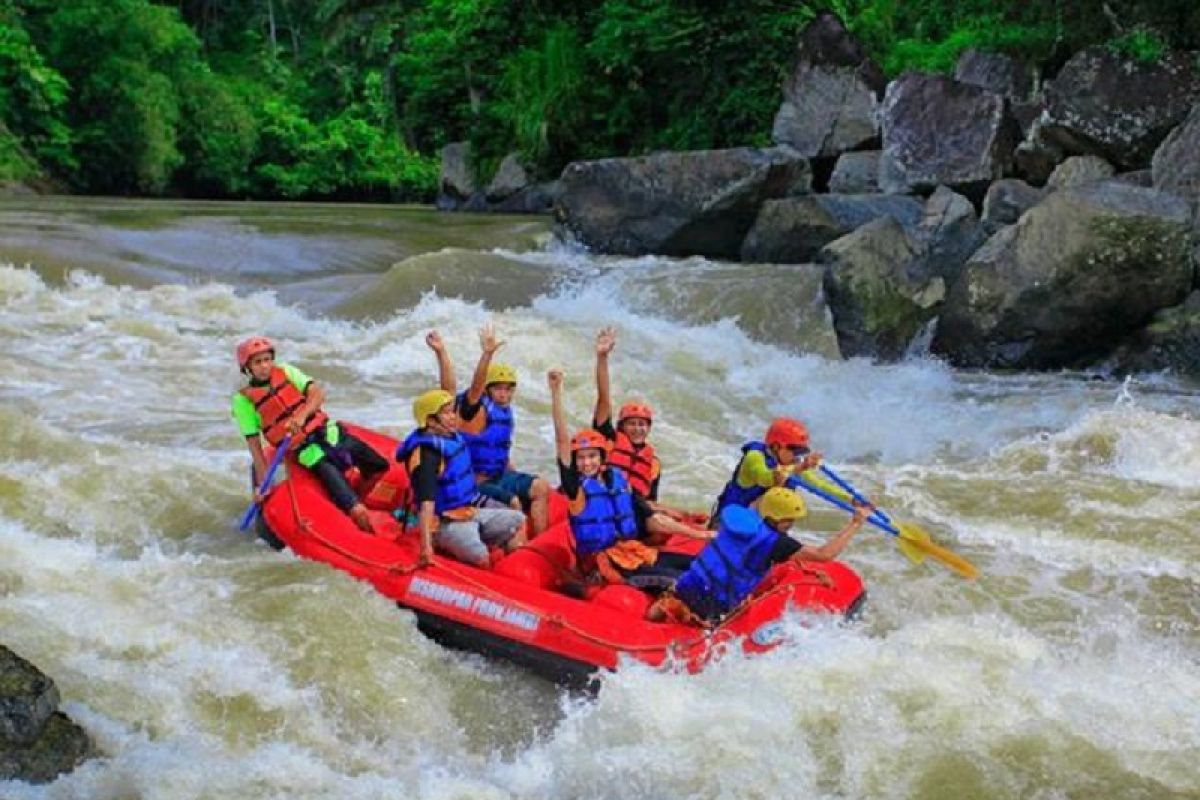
[1,0,1197,200]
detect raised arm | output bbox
[466,322,504,405]
[792,502,872,562]
[426,330,456,394]
[593,326,616,426]
[548,369,571,465]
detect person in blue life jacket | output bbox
[398,389,527,568]
[548,368,711,591]
[710,416,831,526]
[648,487,873,625]
[231,336,388,533]
[426,324,552,536]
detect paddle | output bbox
[790,466,979,579]
[239,435,292,532]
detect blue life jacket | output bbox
[674,505,782,620]
[569,468,639,556]
[398,429,478,514]
[459,391,513,480]
[714,441,776,515]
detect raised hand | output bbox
[479,322,504,355]
[425,330,444,352]
[547,368,564,392]
[595,326,617,356]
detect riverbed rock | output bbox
[954,49,1033,101]
[878,73,1015,198]
[1109,291,1200,377]
[0,712,92,785]
[821,216,945,360]
[485,153,531,202]
[0,645,92,784]
[1038,46,1200,170]
[1014,115,1067,185]
[741,194,921,263]
[912,185,986,286]
[982,179,1046,233]
[1046,155,1116,191]
[438,142,478,207]
[1114,169,1154,188]
[933,181,1194,368]
[0,646,58,745]
[1152,104,1200,204]
[829,151,880,194]
[493,179,559,214]
[771,13,885,158]
[556,147,811,258]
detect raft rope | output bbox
[277,470,832,657]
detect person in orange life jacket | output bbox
[709,417,827,527]
[230,336,387,533]
[549,369,711,592]
[591,327,689,520]
[426,324,552,536]
[398,388,527,569]
[648,487,872,624]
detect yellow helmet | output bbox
[412,389,454,426]
[759,487,807,522]
[486,363,518,386]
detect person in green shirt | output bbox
[231,336,387,533]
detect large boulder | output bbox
[0,646,92,784]
[911,185,986,286]
[954,49,1033,101]
[982,179,1046,233]
[771,13,885,158]
[1014,115,1068,185]
[879,73,1015,198]
[933,181,1194,368]
[556,147,811,258]
[485,153,531,202]
[1109,291,1200,378]
[1046,155,1116,191]
[1152,104,1200,203]
[829,150,881,194]
[437,141,478,208]
[1038,47,1200,170]
[821,216,946,360]
[741,194,922,263]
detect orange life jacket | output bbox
[606,431,660,498]
[240,366,328,447]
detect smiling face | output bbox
[428,402,459,435]
[619,417,650,445]
[486,382,515,406]
[771,442,809,466]
[575,448,605,477]
[246,351,275,382]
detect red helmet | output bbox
[236,336,275,371]
[765,417,810,450]
[618,401,654,425]
[571,429,611,456]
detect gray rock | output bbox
[879,73,1015,198]
[741,193,922,263]
[1109,291,1200,378]
[821,216,945,361]
[556,146,811,258]
[485,153,531,202]
[954,49,1033,101]
[0,646,59,745]
[913,185,986,286]
[1046,155,1116,191]
[1114,169,1154,188]
[829,151,881,194]
[0,712,92,784]
[1152,104,1200,204]
[772,13,885,158]
[1015,114,1067,185]
[438,141,477,202]
[982,179,1046,233]
[493,179,559,214]
[1039,46,1200,170]
[933,181,1194,368]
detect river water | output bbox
[1,197,1197,799]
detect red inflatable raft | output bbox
[256,424,866,687]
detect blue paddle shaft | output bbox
[819,465,894,526]
[790,476,900,538]
[239,435,292,531]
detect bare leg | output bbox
[529,478,551,535]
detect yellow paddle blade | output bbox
[896,535,928,565]
[896,522,980,580]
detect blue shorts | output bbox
[476,470,537,505]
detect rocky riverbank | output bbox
[1,645,92,784]
[453,13,1199,378]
